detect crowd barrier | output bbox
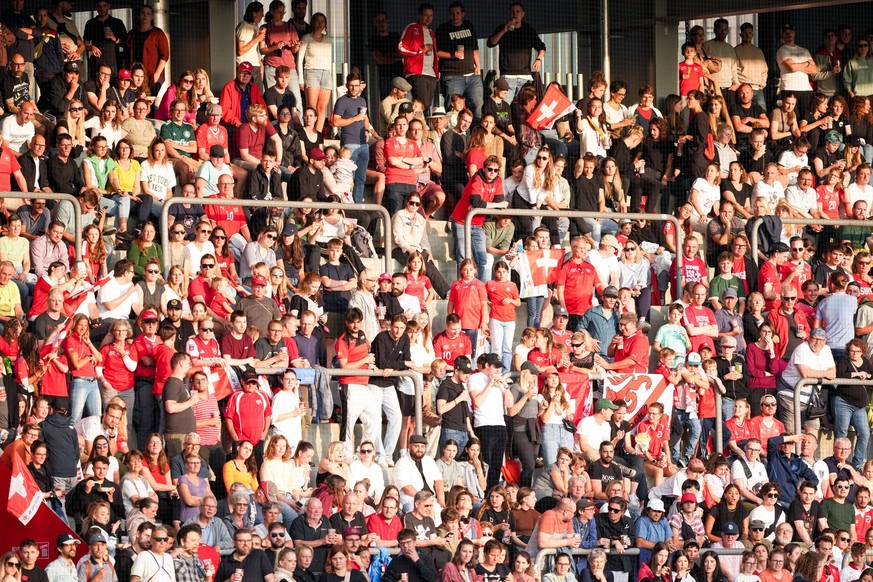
[0,192,82,256]
[793,378,871,454]
[160,197,394,273]
[748,217,873,265]
[533,547,747,579]
[463,209,686,295]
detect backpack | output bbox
[349,225,376,259]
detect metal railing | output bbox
[749,217,873,265]
[463,209,685,295]
[160,198,394,273]
[793,377,871,454]
[255,367,423,435]
[0,192,82,256]
[534,547,745,576]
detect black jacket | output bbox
[39,412,78,477]
[40,76,86,116]
[370,330,410,388]
[19,154,50,192]
[382,553,437,582]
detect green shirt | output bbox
[160,121,196,158]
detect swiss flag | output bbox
[526,85,576,130]
[8,451,43,525]
[64,276,111,317]
[562,372,592,425]
[40,317,74,362]
[518,248,564,299]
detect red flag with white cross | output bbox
[7,451,43,525]
[526,84,576,130]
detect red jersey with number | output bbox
[432,332,471,366]
[683,305,717,353]
[817,185,841,220]
[557,259,597,315]
[205,197,247,237]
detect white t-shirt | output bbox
[576,415,611,452]
[466,372,506,427]
[97,277,138,319]
[235,21,262,66]
[777,44,814,91]
[270,388,302,445]
[778,149,809,186]
[186,242,216,273]
[1,116,34,154]
[752,180,785,210]
[691,178,720,217]
[140,160,177,202]
[731,457,768,492]
[844,183,873,218]
[785,185,818,215]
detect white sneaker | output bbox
[399,448,408,458]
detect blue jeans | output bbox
[541,423,574,467]
[834,395,870,469]
[347,143,370,204]
[69,377,101,423]
[385,183,416,218]
[452,221,487,281]
[722,398,736,427]
[582,218,601,243]
[277,499,300,524]
[601,218,619,235]
[442,74,484,119]
[526,295,544,327]
[504,75,532,104]
[752,89,767,112]
[440,428,469,454]
[672,409,701,459]
[489,319,516,370]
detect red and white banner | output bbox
[562,372,592,425]
[526,85,576,130]
[603,373,674,421]
[517,249,564,299]
[8,453,43,525]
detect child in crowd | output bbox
[654,303,692,362]
[698,358,721,456]
[209,276,235,320]
[678,43,705,98]
[330,146,358,200]
[709,252,746,312]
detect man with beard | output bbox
[40,60,86,117]
[440,108,473,206]
[233,103,282,172]
[82,0,126,73]
[45,534,82,582]
[238,275,281,332]
[394,434,445,511]
[166,299,196,352]
[174,524,215,582]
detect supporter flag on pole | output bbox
[517,249,564,299]
[526,84,576,131]
[63,276,111,317]
[7,452,43,525]
[39,318,73,362]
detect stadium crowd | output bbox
[2,2,873,582]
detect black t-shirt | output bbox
[369,32,403,77]
[288,516,331,574]
[1,73,30,109]
[434,20,478,76]
[476,563,510,582]
[574,174,601,212]
[32,312,67,341]
[707,502,750,538]
[812,147,839,184]
[163,376,196,434]
[787,498,823,542]
[721,181,752,209]
[482,98,512,136]
[587,461,624,491]
[489,21,546,76]
[436,378,469,431]
[836,357,873,407]
[641,138,674,176]
[403,512,437,540]
[21,566,49,582]
[172,319,196,353]
[729,102,766,143]
[264,86,297,120]
[739,148,773,177]
[217,549,274,582]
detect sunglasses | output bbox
[265,234,277,240]
[182,78,194,83]
[840,537,851,542]
[484,167,500,172]
[360,448,373,454]
[624,247,636,252]
[201,263,215,269]
[608,507,622,513]
[407,201,421,207]
[199,229,212,234]
[147,269,160,274]
[200,327,214,332]
[761,402,776,407]
[70,106,85,112]
[172,230,186,235]
[571,343,583,348]
[271,532,286,538]
[153,537,169,542]
[536,156,550,161]
[212,235,227,240]
[6,563,19,568]
[782,296,797,301]
[766,493,779,498]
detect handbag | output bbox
[806,387,826,420]
[561,419,577,433]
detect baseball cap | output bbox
[553,305,569,318]
[847,135,866,147]
[647,499,665,512]
[720,335,737,347]
[721,288,738,299]
[409,434,427,445]
[251,274,268,287]
[207,103,222,116]
[343,526,364,538]
[768,242,790,256]
[378,272,392,282]
[57,533,80,546]
[141,309,159,322]
[243,371,259,383]
[117,68,132,80]
[483,353,503,368]
[167,299,183,311]
[398,102,414,114]
[595,397,619,412]
[686,352,702,366]
[64,61,80,73]
[494,77,510,91]
[680,493,697,504]
[722,521,739,535]
[600,234,621,253]
[392,77,412,92]
[750,520,767,530]
[282,223,299,237]
[88,532,108,545]
[520,361,540,375]
[782,23,795,31]
[359,268,379,283]
[454,355,473,374]
[237,62,254,73]
[308,148,326,161]
[209,144,225,158]
[602,286,619,298]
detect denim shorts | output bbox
[304,68,332,90]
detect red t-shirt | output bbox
[133,333,158,380]
[451,173,503,227]
[557,259,597,315]
[684,304,717,353]
[405,273,432,311]
[485,280,519,322]
[153,343,175,396]
[449,278,487,329]
[195,124,229,161]
[205,197,247,238]
[225,389,272,443]
[612,331,650,373]
[0,148,21,191]
[99,341,138,390]
[29,276,54,318]
[669,255,708,299]
[334,330,370,385]
[550,328,573,351]
[732,257,750,295]
[698,383,716,419]
[527,347,562,370]
[366,513,403,543]
[384,137,421,185]
[725,418,753,455]
[432,332,471,366]
[779,260,811,298]
[237,122,277,159]
[757,260,783,312]
[41,354,69,397]
[749,415,785,445]
[188,275,216,308]
[66,334,97,377]
[679,61,705,96]
[638,415,670,459]
[465,148,487,173]
[817,185,841,220]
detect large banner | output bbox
[517,249,565,299]
[603,373,674,421]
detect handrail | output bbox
[463,209,685,296]
[749,216,873,265]
[0,192,82,257]
[534,546,745,576]
[160,197,393,273]
[792,377,871,454]
[254,367,422,436]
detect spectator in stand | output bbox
[220,62,266,130]
[486,3,546,102]
[596,313,650,374]
[398,4,439,112]
[778,328,835,436]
